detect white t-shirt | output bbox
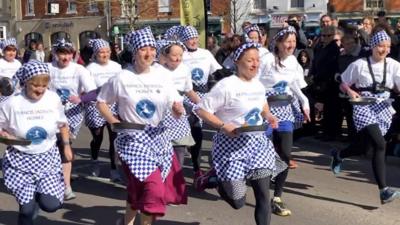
[160,63,193,93]
[0,58,22,79]
[182,48,222,87]
[0,90,68,154]
[341,57,400,91]
[259,54,309,109]
[97,64,183,126]
[198,75,266,127]
[86,60,122,88]
[48,61,96,97]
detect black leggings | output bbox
[272,131,293,197]
[18,193,61,225]
[339,124,387,189]
[89,124,117,169]
[189,124,203,172]
[218,178,271,225]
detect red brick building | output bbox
[15,0,109,49]
[329,0,400,23]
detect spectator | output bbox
[207,36,220,56]
[310,25,342,141]
[286,14,308,54]
[22,40,37,63]
[358,16,375,47]
[33,42,46,62]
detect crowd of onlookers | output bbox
[205,12,400,157]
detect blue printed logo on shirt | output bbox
[191,68,204,81]
[244,108,261,126]
[26,126,48,145]
[136,99,156,119]
[272,81,288,94]
[56,89,71,102]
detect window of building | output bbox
[88,0,99,12]
[206,0,211,13]
[26,0,35,16]
[67,0,77,14]
[365,0,383,9]
[51,32,71,46]
[25,32,43,47]
[291,0,304,8]
[253,0,266,10]
[0,26,6,40]
[79,31,100,49]
[158,0,170,13]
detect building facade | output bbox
[329,0,400,24]
[14,0,108,50]
[110,0,231,38]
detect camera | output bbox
[287,20,298,27]
[372,83,386,94]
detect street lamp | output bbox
[219,16,224,35]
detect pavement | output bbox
[1,126,399,225]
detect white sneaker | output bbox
[91,160,101,177]
[64,186,76,200]
[110,169,123,183]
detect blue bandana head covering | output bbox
[15,60,50,86]
[270,26,297,50]
[273,26,297,41]
[88,38,110,55]
[370,30,391,49]
[0,38,17,51]
[124,27,157,55]
[233,42,261,62]
[52,38,74,52]
[179,26,199,43]
[164,25,184,40]
[244,24,261,39]
[156,39,187,60]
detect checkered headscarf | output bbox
[179,26,199,42]
[233,42,261,61]
[0,38,17,50]
[52,38,74,51]
[370,30,391,49]
[157,39,187,53]
[15,60,50,86]
[88,39,110,55]
[124,27,157,54]
[164,25,184,40]
[244,24,261,38]
[273,26,297,41]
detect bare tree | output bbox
[117,0,153,31]
[226,0,252,34]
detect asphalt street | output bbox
[0,126,399,225]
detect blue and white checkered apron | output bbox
[291,96,304,130]
[64,101,83,138]
[183,84,207,126]
[266,90,295,123]
[115,124,173,182]
[163,110,191,141]
[2,145,64,205]
[0,95,9,103]
[212,132,278,182]
[353,92,394,136]
[84,102,118,128]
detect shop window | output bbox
[25,32,43,47]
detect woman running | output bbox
[331,30,400,204]
[195,42,280,225]
[97,27,186,225]
[259,26,310,216]
[1,60,72,225]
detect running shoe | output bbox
[194,168,217,192]
[110,169,123,183]
[64,186,76,200]
[91,160,101,177]
[271,197,292,216]
[380,187,400,204]
[330,148,343,175]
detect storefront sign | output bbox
[270,15,288,28]
[44,22,74,29]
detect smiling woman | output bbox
[0,60,71,225]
